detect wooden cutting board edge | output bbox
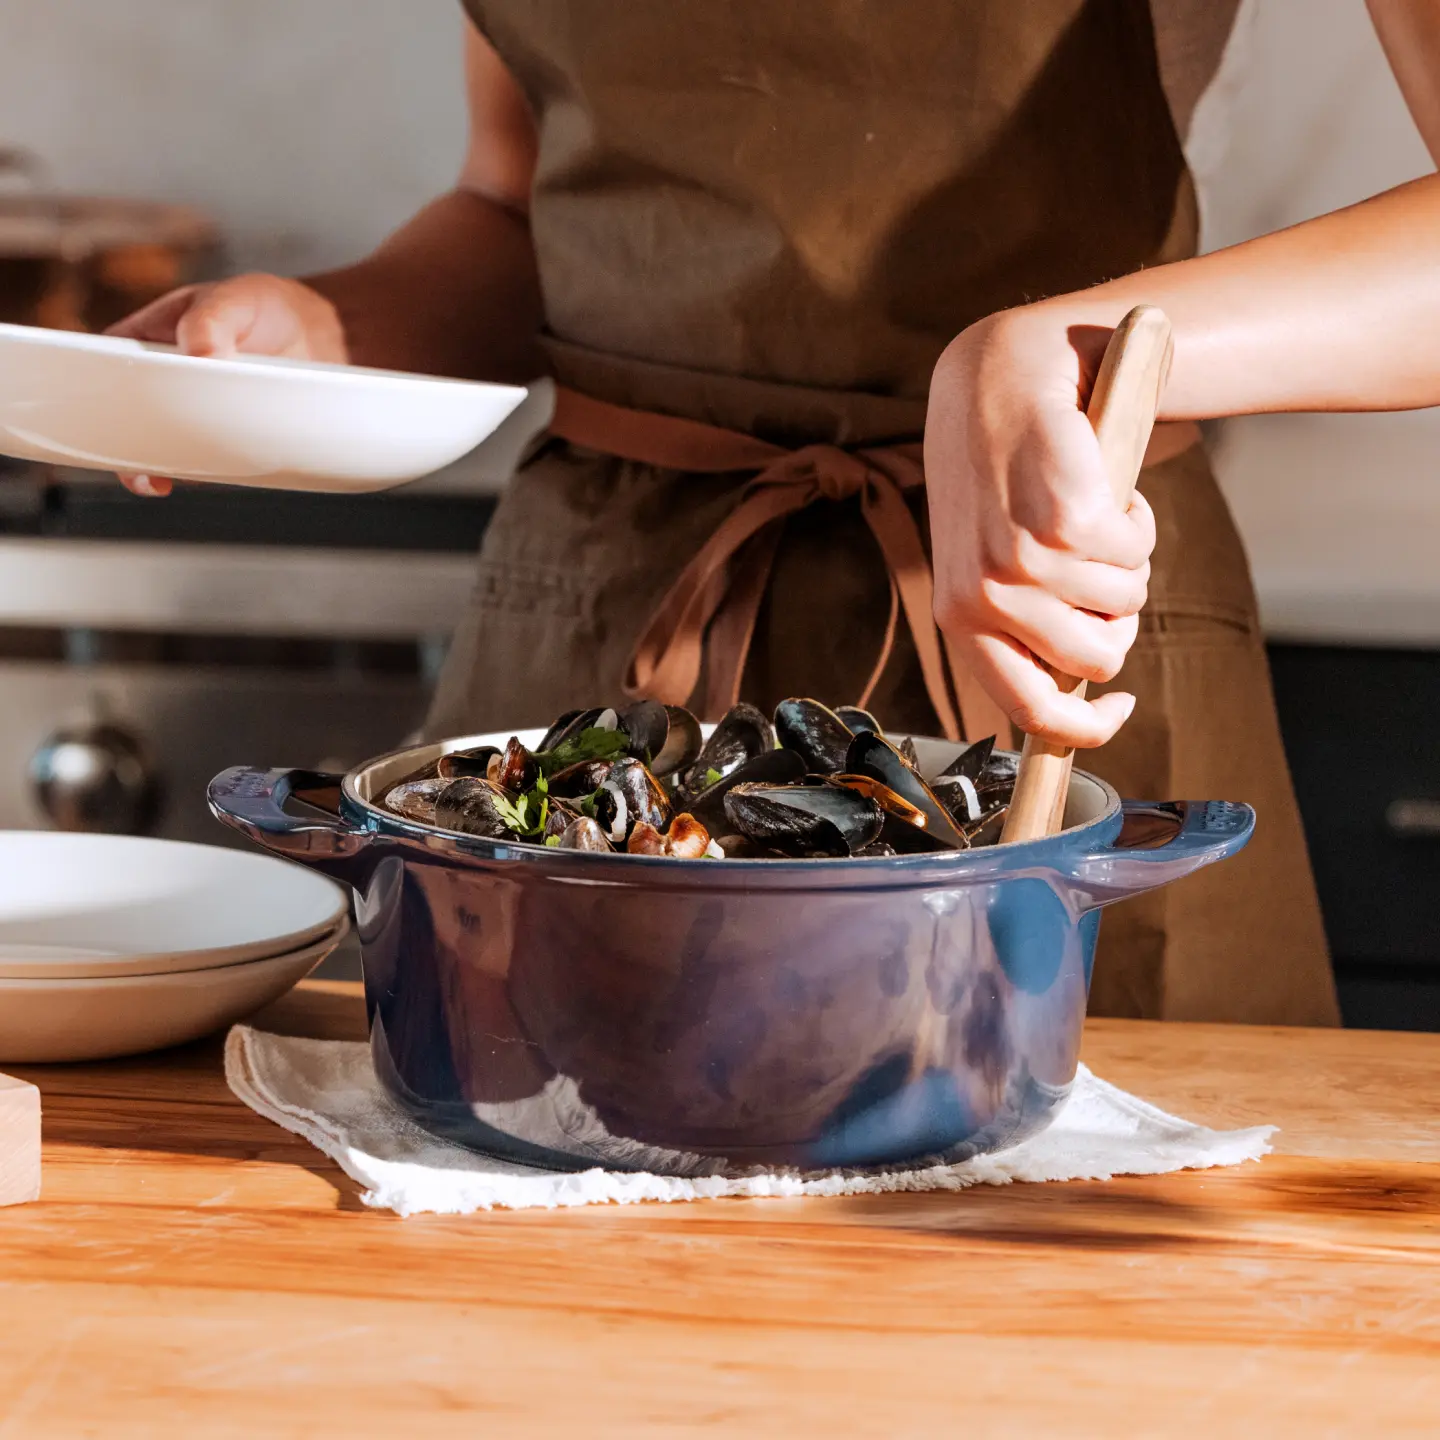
[0,1071,41,1206]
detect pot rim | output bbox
[336,728,1126,883]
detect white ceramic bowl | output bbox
[0,919,346,1063]
[0,831,348,979]
[0,322,528,493]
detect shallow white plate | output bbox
[0,831,348,979]
[0,920,346,1063]
[0,322,528,493]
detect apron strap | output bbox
[549,386,1198,747]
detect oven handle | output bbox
[207,766,374,885]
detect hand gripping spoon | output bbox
[999,304,1174,844]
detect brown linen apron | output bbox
[432,0,1339,1026]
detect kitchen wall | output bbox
[0,0,465,276]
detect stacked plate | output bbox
[0,831,349,1063]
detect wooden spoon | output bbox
[998,305,1174,845]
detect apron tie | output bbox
[550,385,1013,744]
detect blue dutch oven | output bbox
[209,729,1253,1175]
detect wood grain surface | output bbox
[0,1071,40,1207]
[0,980,1436,1437]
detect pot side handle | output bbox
[207,766,372,883]
[1060,799,1255,910]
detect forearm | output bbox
[304,186,543,384]
[1020,173,1440,419]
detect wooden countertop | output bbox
[1,981,1437,1436]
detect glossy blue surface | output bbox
[208,742,1252,1174]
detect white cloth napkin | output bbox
[225,1025,1274,1217]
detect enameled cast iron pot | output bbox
[209,730,1253,1174]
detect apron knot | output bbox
[549,384,1015,744]
[782,444,869,503]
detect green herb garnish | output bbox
[544,834,562,848]
[704,767,724,789]
[536,726,629,776]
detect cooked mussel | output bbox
[556,816,614,851]
[724,780,884,858]
[844,731,969,850]
[677,702,776,799]
[542,795,584,840]
[538,707,611,754]
[436,745,503,782]
[495,736,540,793]
[547,758,615,798]
[774,697,855,774]
[434,777,517,840]
[834,706,882,736]
[384,777,449,824]
[593,757,671,843]
[627,812,713,858]
[682,746,806,833]
[617,700,704,778]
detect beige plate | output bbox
[0,918,347,1064]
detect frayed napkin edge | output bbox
[225,1026,1276,1217]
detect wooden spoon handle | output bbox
[999,305,1174,845]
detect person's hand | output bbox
[925,306,1158,748]
[105,273,347,496]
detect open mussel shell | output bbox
[434,777,517,840]
[844,731,969,850]
[594,757,671,843]
[834,706,882,736]
[618,700,703,778]
[723,781,884,858]
[683,746,806,833]
[384,776,449,824]
[556,816,613,851]
[677,702,776,800]
[538,706,617,755]
[542,796,583,840]
[932,773,982,824]
[436,745,502,782]
[774,697,855,775]
[547,758,615,798]
[827,774,927,829]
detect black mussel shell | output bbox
[557,816,613,851]
[383,777,448,824]
[855,840,898,858]
[964,802,1009,847]
[677,702,776,799]
[434,777,516,840]
[538,706,615,755]
[543,795,583,840]
[496,736,540,793]
[617,700,669,763]
[940,735,994,783]
[933,774,983,825]
[774,697,855,775]
[899,736,921,770]
[437,745,502,782]
[723,781,883,858]
[683,746,806,833]
[547,758,615,798]
[834,706,882,736]
[827,774,928,829]
[656,705,704,776]
[593,757,671,843]
[844,731,968,850]
[619,701,703,778]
